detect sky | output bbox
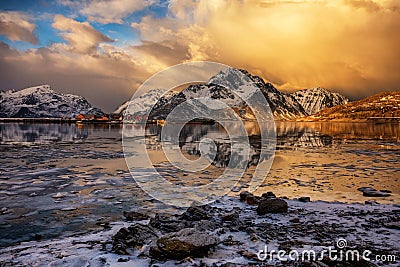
[0,0,399,112]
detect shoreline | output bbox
[0,194,398,266]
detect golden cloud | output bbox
[52,14,113,54]
[0,11,38,44]
[133,0,400,99]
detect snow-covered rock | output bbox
[0,85,103,118]
[291,87,348,115]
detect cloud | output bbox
[0,11,38,44]
[0,41,152,112]
[52,14,113,54]
[59,0,155,24]
[132,0,400,99]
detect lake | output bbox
[0,122,399,247]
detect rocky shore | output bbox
[0,192,399,266]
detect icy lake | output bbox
[0,122,399,248]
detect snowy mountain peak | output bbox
[0,85,103,118]
[2,85,53,97]
[207,67,255,89]
[291,87,348,115]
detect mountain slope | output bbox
[0,85,103,118]
[114,89,176,116]
[148,68,307,121]
[300,91,400,121]
[291,87,348,115]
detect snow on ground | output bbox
[0,196,398,266]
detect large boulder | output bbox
[149,228,219,260]
[257,198,288,215]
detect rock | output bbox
[181,204,210,221]
[261,192,276,199]
[193,220,219,232]
[363,191,391,197]
[239,191,261,205]
[34,233,42,241]
[384,221,400,230]
[239,191,251,202]
[257,198,288,215]
[380,189,392,193]
[52,192,65,198]
[123,210,149,221]
[150,213,187,233]
[298,196,311,202]
[357,187,391,197]
[245,194,260,205]
[149,228,219,260]
[365,200,379,205]
[221,211,239,222]
[290,217,300,223]
[112,223,159,255]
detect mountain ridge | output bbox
[299,91,400,122]
[0,85,103,118]
[116,68,347,121]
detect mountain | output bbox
[291,87,348,115]
[301,91,400,121]
[114,88,176,116]
[147,68,307,121]
[0,85,103,118]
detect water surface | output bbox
[0,122,399,247]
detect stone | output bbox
[261,192,276,199]
[357,187,391,197]
[112,223,159,255]
[298,196,311,202]
[245,194,260,205]
[384,221,400,230]
[221,211,239,222]
[363,190,391,197]
[149,228,219,260]
[365,200,379,205]
[257,198,288,215]
[150,213,186,233]
[123,210,149,221]
[180,204,210,221]
[239,191,251,202]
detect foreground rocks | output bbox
[149,228,219,260]
[108,191,398,266]
[2,192,399,266]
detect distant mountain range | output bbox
[0,85,103,118]
[3,69,396,122]
[300,91,400,122]
[115,68,348,121]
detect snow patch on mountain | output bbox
[0,85,103,118]
[113,89,176,116]
[291,87,348,115]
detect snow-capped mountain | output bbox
[0,85,103,118]
[291,87,348,115]
[113,88,176,116]
[303,91,400,121]
[148,68,307,121]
